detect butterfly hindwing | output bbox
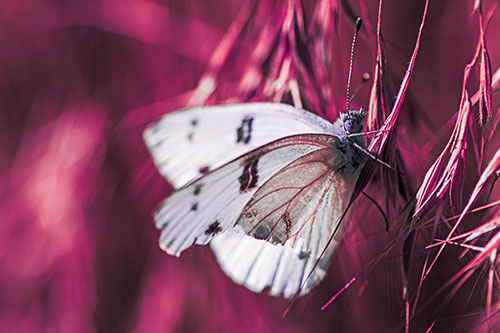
[209,145,361,297]
[210,230,337,297]
[155,134,337,257]
[143,103,336,188]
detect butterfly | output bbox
[143,102,368,297]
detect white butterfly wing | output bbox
[155,134,337,257]
[210,147,361,297]
[143,103,336,188]
[210,232,336,297]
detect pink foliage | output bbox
[2,0,500,332]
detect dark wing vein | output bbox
[237,148,339,246]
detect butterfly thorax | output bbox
[330,108,366,174]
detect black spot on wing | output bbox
[283,211,292,239]
[190,202,198,211]
[238,155,260,192]
[205,221,222,235]
[236,116,253,144]
[298,251,310,260]
[187,119,198,140]
[270,236,283,245]
[193,184,203,196]
[253,224,270,240]
[199,166,210,174]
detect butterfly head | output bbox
[333,108,366,139]
[342,108,366,134]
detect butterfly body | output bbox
[144,103,366,297]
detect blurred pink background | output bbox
[1,0,499,332]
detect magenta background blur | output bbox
[1,0,500,332]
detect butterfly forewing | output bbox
[155,134,336,257]
[143,103,336,188]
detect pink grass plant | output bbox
[1,0,500,332]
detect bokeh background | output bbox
[1,0,500,332]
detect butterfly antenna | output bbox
[346,18,363,112]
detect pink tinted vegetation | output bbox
[2,0,500,332]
